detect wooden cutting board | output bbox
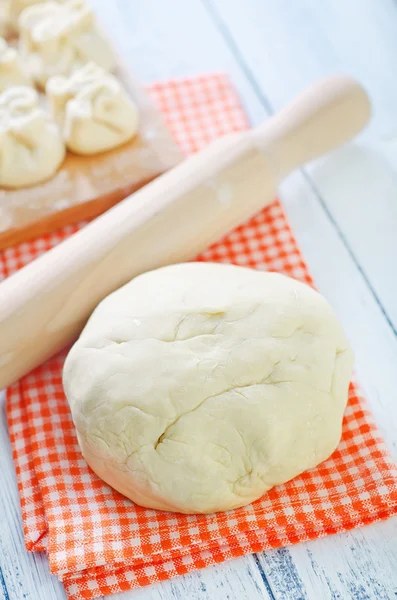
[0,63,183,251]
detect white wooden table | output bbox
[1,1,397,598]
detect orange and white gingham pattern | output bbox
[3,74,397,600]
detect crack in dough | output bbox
[154,363,282,450]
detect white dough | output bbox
[46,62,139,155]
[3,0,58,32]
[0,1,12,37]
[63,263,354,514]
[0,86,65,188]
[18,0,115,87]
[0,38,31,92]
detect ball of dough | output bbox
[63,263,354,514]
[0,86,65,188]
[46,62,139,155]
[18,0,115,87]
[0,38,32,92]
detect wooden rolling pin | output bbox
[0,75,371,390]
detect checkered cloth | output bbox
[3,74,397,600]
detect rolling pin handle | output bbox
[251,74,371,179]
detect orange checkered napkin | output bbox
[3,74,397,600]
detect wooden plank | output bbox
[305,141,397,333]
[205,0,397,332]
[204,0,397,132]
[289,520,397,600]
[111,557,271,600]
[93,0,266,125]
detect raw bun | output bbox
[63,263,354,514]
[46,62,139,155]
[0,0,43,36]
[4,0,57,33]
[0,38,31,92]
[0,86,65,188]
[0,1,13,37]
[18,0,115,87]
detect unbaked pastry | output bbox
[4,0,56,33]
[0,86,65,187]
[0,38,31,92]
[0,1,12,37]
[63,263,354,514]
[46,62,139,155]
[18,0,115,87]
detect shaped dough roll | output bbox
[0,1,12,37]
[47,62,139,155]
[0,38,32,92]
[4,0,55,33]
[18,0,115,87]
[0,86,65,188]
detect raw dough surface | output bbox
[47,62,139,155]
[18,0,115,87]
[0,85,65,187]
[1,0,43,35]
[0,37,31,92]
[63,263,354,514]
[4,0,56,32]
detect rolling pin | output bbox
[0,75,371,390]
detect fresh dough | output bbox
[0,86,65,187]
[63,263,354,514]
[0,1,12,37]
[3,0,55,32]
[46,62,139,155]
[0,38,31,92]
[18,0,115,87]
